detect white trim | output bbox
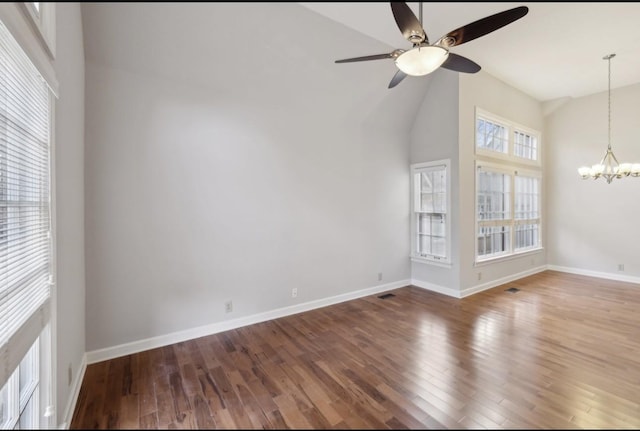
[474,247,544,267]
[547,265,640,285]
[411,265,547,299]
[460,265,547,297]
[410,257,453,269]
[58,353,86,430]
[85,280,411,365]
[410,159,452,265]
[0,3,58,95]
[18,2,55,59]
[411,265,548,299]
[411,279,461,298]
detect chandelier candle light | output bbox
[578,53,640,183]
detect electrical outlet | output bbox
[225,300,233,313]
[291,288,298,298]
[68,364,72,386]
[477,272,482,281]
[378,272,383,281]
[618,264,625,271]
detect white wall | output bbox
[458,71,545,291]
[410,69,461,292]
[546,83,640,280]
[82,3,429,351]
[52,2,85,424]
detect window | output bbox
[475,108,542,263]
[411,160,451,265]
[0,19,52,428]
[475,108,540,165]
[0,332,49,430]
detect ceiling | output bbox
[300,2,640,102]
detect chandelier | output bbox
[577,53,640,183]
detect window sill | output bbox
[474,247,544,267]
[411,256,453,269]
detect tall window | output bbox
[411,160,451,265]
[475,108,542,262]
[0,18,52,429]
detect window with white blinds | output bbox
[0,19,51,387]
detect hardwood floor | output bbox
[70,270,640,429]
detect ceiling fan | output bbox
[335,2,529,88]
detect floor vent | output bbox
[505,287,520,293]
[378,293,396,299]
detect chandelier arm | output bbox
[610,149,620,166]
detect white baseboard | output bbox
[410,279,462,298]
[547,265,640,285]
[59,353,87,429]
[85,279,411,365]
[460,265,548,297]
[411,265,548,299]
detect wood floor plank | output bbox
[72,271,640,429]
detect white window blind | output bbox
[0,20,51,387]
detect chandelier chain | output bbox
[607,54,611,150]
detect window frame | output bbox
[475,107,541,167]
[410,159,452,267]
[19,2,55,58]
[0,328,51,429]
[474,106,543,265]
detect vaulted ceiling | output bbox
[301,2,640,102]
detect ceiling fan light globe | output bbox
[395,45,449,76]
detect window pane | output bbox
[514,176,539,220]
[18,343,36,399]
[18,389,37,430]
[432,236,446,257]
[419,170,446,213]
[477,225,510,257]
[0,380,9,428]
[477,170,510,220]
[513,130,538,161]
[476,117,508,154]
[515,223,539,250]
[417,214,446,258]
[1,368,18,430]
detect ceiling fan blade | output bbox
[440,6,528,48]
[441,53,481,73]
[335,52,397,63]
[388,69,407,89]
[391,2,427,44]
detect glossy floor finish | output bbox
[71,271,640,429]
